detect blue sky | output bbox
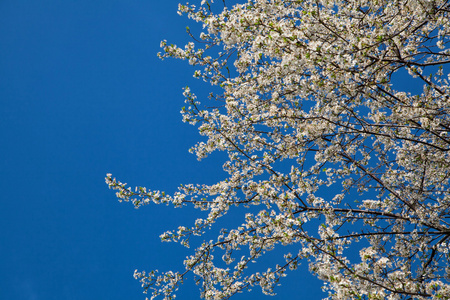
[0,1,324,299]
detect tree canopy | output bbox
[107,0,450,299]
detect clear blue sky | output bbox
[0,1,325,299]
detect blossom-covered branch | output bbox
[107,0,450,299]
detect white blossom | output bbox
[108,0,450,299]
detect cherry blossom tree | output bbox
[106,0,450,299]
